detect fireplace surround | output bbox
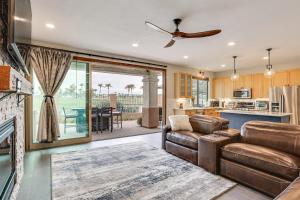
[0,117,16,200]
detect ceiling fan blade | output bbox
[164,39,175,48]
[145,21,171,35]
[180,29,222,38]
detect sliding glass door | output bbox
[30,61,90,149]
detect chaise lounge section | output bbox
[220,121,300,197]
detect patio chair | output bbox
[159,107,163,129]
[62,107,79,133]
[91,107,99,133]
[113,106,123,128]
[99,107,113,133]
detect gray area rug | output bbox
[52,142,236,200]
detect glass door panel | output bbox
[31,61,89,144]
[180,74,186,97]
[55,62,89,140]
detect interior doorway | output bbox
[91,64,165,141]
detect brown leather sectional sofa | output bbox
[162,115,300,199]
[220,120,300,198]
[162,115,238,166]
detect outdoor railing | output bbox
[92,94,143,120]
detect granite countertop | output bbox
[219,110,292,117]
[174,107,224,111]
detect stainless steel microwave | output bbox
[233,88,252,99]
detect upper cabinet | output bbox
[289,69,300,86]
[212,77,234,99]
[233,75,252,90]
[174,73,193,98]
[271,71,289,87]
[223,77,234,98]
[212,68,300,99]
[212,78,224,99]
[252,74,271,98]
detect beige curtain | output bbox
[30,47,72,142]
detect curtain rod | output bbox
[18,43,167,68]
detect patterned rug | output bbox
[51,142,236,200]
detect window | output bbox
[192,79,208,107]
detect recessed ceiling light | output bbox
[227,42,235,46]
[221,64,226,67]
[183,55,189,59]
[14,16,26,22]
[263,56,268,60]
[45,23,55,29]
[132,43,139,47]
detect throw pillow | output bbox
[168,115,193,131]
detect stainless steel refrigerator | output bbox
[269,86,300,125]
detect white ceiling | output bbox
[30,0,300,72]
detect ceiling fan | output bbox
[145,18,221,48]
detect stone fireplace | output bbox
[0,117,16,200]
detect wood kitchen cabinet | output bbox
[174,73,193,98]
[252,74,263,99]
[173,108,220,117]
[233,75,252,89]
[203,108,221,117]
[212,78,224,99]
[213,77,233,99]
[223,77,233,98]
[271,71,289,87]
[263,76,271,98]
[289,69,300,86]
[251,74,271,98]
[212,67,300,99]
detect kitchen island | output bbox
[219,110,291,130]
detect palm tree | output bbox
[130,84,135,94]
[98,83,103,95]
[125,84,135,95]
[125,84,131,94]
[105,83,112,95]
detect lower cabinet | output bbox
[173,108,220,117]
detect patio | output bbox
[92,120,161,141]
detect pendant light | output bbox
[231,56,239,80]
[264,48,275,77]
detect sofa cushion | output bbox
[241,121,300,157]
[165,141,198,165]
[166,130,204,150]
[168,115,193,131]
[222,143,300,181]
[189,115,226,134]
